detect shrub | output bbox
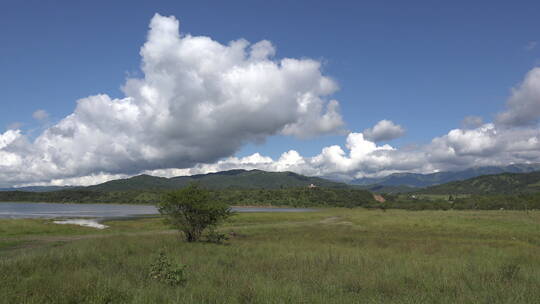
[498,263,521,283]
[158,183,234,242]
[149,251,187,286]
[205,228,230,244]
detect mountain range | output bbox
[419,170,540,195]
[350,163,540,188]
[0,169,347,192]
[0,170,369,206]
[2,163,540,194]
[0,186,74,192]
[84,169,348,192]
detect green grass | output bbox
[1,209,540,303]
[399,194,471,201]
[0,217,165,239]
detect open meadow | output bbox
[1,209,540,303]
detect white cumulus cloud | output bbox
[3,15,540,187]
[496,67,540,127]
[363,120,405,142]
[161,122,540,181]
[461,115,484,129]
[0,14,344,187]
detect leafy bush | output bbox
[498,263,521,283]
[205,228,230,244]
[149,251,187,286]
[158,183,234,242]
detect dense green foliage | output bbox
[5,169,540,210]
[0,187,376,207]
[450,193,540,210]
[355,184,417,194]
[420,171,540,195]
[158,184,233,242]
[149,251,187,286]
[213,187,375,207]
[379,191,540,210]
[3,184,540,211]
[2,209,540,303]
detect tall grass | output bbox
[1,209,539,303]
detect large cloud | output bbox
[164,122,540,181]
[0,14,345,187]
[159,65,540,178]
[496,67,540,126]
[2,14,540,187]
[461,115,484,129]
[363,120,405,142]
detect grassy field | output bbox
[398,193,471,201]
[1,209,540,303]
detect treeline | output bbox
[212,187,375,208]
[452,193,540,210]
[0,187,375,208]
[3,187,540,210]
[379,192,540,210]
[0,190,162,204]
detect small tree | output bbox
[158,183,233,242]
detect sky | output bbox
[1,0,540,187]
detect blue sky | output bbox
[1,1,540,186]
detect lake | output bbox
[0,202,315,219]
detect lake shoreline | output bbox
[0,202,316,220]
[0,201,309,209]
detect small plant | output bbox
[205,228,230,244]
[498,263,521,283]
[149,251,187,286]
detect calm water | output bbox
[0,202,314,219]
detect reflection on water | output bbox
[0,202,314,219]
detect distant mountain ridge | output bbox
[350,163,540,188]
[419,171,540,195]
[0,170,347,193]
[0,186,75,192]
[0,169,366,206]
[3,164,540,194]
[84,169,348,192]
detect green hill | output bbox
[350,163,540,188]
[85,174,174,191]
[419,171,540,195]
[0,170,374,207]
[86,169,348,192]
[353,184,417,194]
